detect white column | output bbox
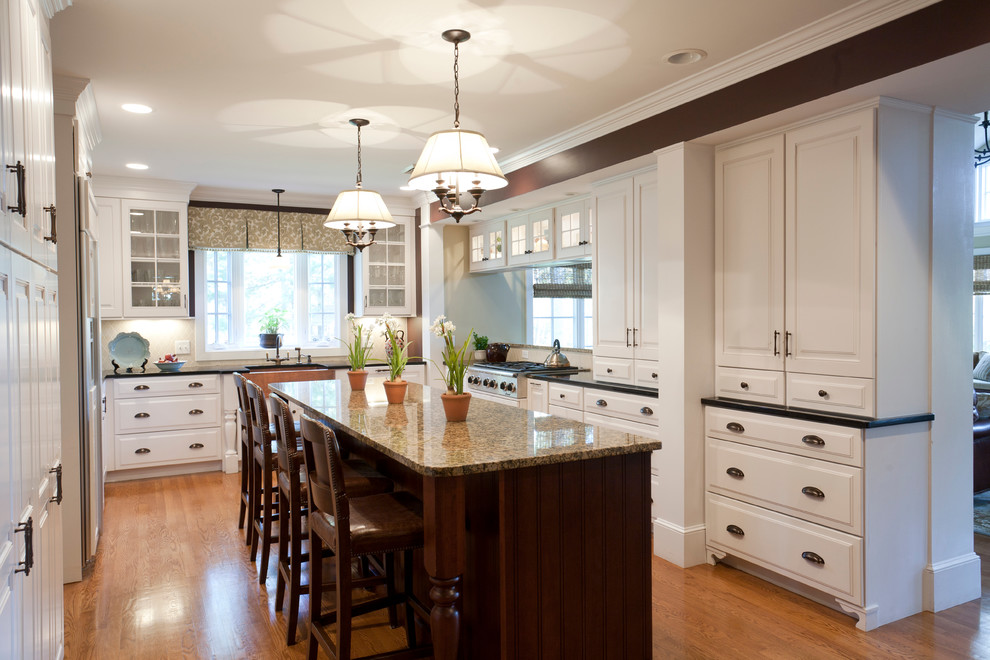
[419,202,447,390]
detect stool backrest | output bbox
[233,373,250,437]
[246,379,273,447]
[269,393,296,475]
[299,415,350,549]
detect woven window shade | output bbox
[187,206,354,255]
[532,264,592,299]
[976,255,990,295]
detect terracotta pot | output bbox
[441,391,472,422]
[347,370,368,391]
[383,379,407,404]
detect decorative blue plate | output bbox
[108,332,151,371]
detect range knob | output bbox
[499,382,507,390]
[506,383,515,392]
[489,380,498,389]
[482,378,491,387]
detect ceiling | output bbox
[51,0,968,206]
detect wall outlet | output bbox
[175,340,191,355]
[521,350,529,359]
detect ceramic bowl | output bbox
[154,361,186,372]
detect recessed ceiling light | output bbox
[126,163,149,170]
[399,185,416,191]
[489,146,500,154]
[663,49,707,65]
[122,103,153,114]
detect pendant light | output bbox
[407,29,507,222]
[977,111,990,168]
[272,188,285,257]
[325,118,396,251]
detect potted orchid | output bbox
[339,313,374,391]
[429,315,474,421]
[379,313,409,404]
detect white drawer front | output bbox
[584,411,661,474]
[548,404,584,422]
[786,373,874,417]
[715,367,785,406]
[705,408,862,467]
[115,394,221,433]
[592,356,633,384]
[548,382,583,409]
[117,427,222,468]
[633,360,659,389]
[583,390,659,426]
[114,374,220,399]
[706,438,862,534]
[707,493,862,604]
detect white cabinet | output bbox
[527,379,548,413]
[506,208,553,267]
[95,197,122,318]
[357,216,415,316]
[592,170,659,383]
[121,200,189,317]
[468,219,505,272]
[553,197,592,261]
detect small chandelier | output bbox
[325,118,396,251]
[407,29,507,222]
[977,111,990,168]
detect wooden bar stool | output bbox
[246,379,283,584]
[299,415,432,660]
[270,393,393,646]
[233,373,252,541]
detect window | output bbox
[979,162,990,225]
[527,265,593,350]
[197,250,347,354]
[974,162,990,351]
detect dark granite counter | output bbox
[103,359,426,379]
[529,371,659,397]
[701,396,934,429]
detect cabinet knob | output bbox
[578,240,589,245]
[651,372,658,379]
[188,382,204,388]
[818,389,828,398]
[801,486,825,499]
[135,448,151,454]
[524,249,533,254]
[640,406,653,416]
[606,368,613,374]
[481,257,489,261]
[134,384,150,391]
[189,409,204,415]
[726,524,745,537]
[726,422,744,433]
[740,381,749,390]
[596,399,607,407]
[189,443,205,450]
[801,551,825,566]
[726,467,744,479]
[559,393,566,399]
[801,434,825,447]
[134,412,150,419]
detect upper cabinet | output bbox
[122,200,189,317]
[468,219,505,271]
[507,208,553,267]
[357,215,416,316]
[554,198,592,261]
[96,197,123,318]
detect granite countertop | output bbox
[529,371,659,397]
[103,359,426,379]
[271,378,662,477]
[701,396,935,429]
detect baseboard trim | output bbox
[105,461,222,483]
[652,518,707,567]
[923,551,982,612]
[224,450,240,474]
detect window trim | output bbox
[192,250,351,361]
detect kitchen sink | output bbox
[242,363,332,370]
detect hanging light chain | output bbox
[453,38,460,129]
[356,121,363,186]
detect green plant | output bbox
[379,313,409,382]
[338,313,374,371]
[473,333,489,351]
[259,307,288,334]
[429,315,473,394]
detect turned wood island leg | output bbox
[422,474,466,660]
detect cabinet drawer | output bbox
[117,427,222,468]
[548,404,584,422]
[707,493,862,604]
[705,408,862,467]
[592,356,632,384]
[114,374,220,398]
[707,438,862,534]
[583,390,659,426]
[715,367,785,406]
[634,360,659,389]
[584,411,661,473]
[548,382,583,409]
[115,394,221,433]
[786,373,874,417]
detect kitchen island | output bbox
[271,378,662,660]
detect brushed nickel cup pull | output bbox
[802,486,825,499]
[801,434,825,447]
[726,467,744,478]
[189,409,204,415]
[726,524,745,537]
[818,389,828,398]
[726,422,744,433]
[189,443,205,449]
[596,399,607,407]
[740,381,749,390]
[135,448,151,454]
[801,551,825,565]
[188,382,204,388]
[134,385,150,391]
[134,412,150,419]
[640,406,653,416]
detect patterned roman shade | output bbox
[187,206,353,255]
[976,255,990,295]
[532,263,592,299]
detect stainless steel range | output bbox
[466,361,581,407]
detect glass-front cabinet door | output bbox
[360,216,414,316]
[121,201,189,317]
[468,219,505,272]
[554,197,592,260]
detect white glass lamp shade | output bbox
[324,188,396,230]
[407,128,508,192]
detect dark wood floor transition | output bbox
[64,472,990,659]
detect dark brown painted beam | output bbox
[431,0,990,221]
[189,199,330,215]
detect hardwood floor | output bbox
[65,472,990,659]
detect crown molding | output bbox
[92,175,196,202]
[498,0,940,174]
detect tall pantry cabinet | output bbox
[1,0,68,658]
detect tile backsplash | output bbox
[101,319,196,370]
